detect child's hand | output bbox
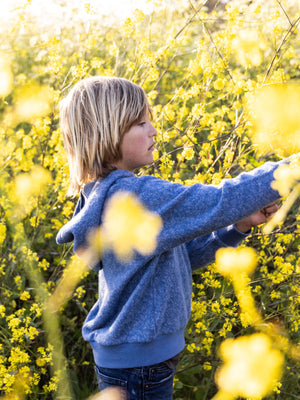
[235,202,279,233]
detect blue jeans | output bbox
[95,361,176,400]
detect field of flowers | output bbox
[0,0,300,399]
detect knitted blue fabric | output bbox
[56,161,283,368]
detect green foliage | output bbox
[0,0,300,398]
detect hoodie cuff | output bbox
[217,224,251,248]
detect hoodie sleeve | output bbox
[107,160,284,255]
[186,225,250,270]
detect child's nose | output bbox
[150,124,157,136]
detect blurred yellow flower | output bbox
[133,9,146,23]
[0,54,13,97]
[90,387,124,400]
[272,161,300,196]
[7,84,53,124]
[90,192,163,261]
[216,247,257,278]
[215,333,284,399]
[47,255,89,312]
[9,166,52,219]
[214,79,225,91]
[122,18,134,37]
[246,84,300,156]
[264,155,300,233]
[0,222,6,247]
[232,30,266,67]
[14,166,52,205]
[216,247,262,326]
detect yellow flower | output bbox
[246,84,300,156]
[9,347,30,366]
[10,166,52,218]
[182,146,195,161]
[122,18,134,37]
[0,222,6,247]
[36,357,46,367]
[89,387,124,400]
[203,361,212,371]
[215,247,257,278]
[215,333,284,399]
[232,29,266,67]
[0,53,13,96]
[9,84,53,124]
[133,9,145,23]
[47,255,89,312]
[90,192,163,261]
[152,149,159,161]
[0,304,5,317]
[272,163,300,196]
[214,79,225,91]
[20,291,31,301]
[14,166,52,201]
[216,247,262,326]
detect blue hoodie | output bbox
[56,161,282,368]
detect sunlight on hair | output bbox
[246,84,300,156]
[0,54,13,97]
[89,192,163,261]
[213,333,284,400]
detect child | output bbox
[57,76,284,400]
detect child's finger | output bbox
[263,203,279,214]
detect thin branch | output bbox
[263,16,300,85]
[174,0,208,40]
[140,2,207,88]
[188,0,235,83]
[152,53,178,91]
[276,0,293,27]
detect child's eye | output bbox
[138,122,146,126]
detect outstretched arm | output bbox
[235,202,279,233]
[187,202,279,270]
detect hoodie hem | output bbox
[91,330,186,368]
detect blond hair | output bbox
[59,76,150,195]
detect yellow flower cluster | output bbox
[214,333,284,400]
[272,155,300,196]
[215,247,257,279]
[89,192,163,262]
[0,222,6,247]
[246,84,300,156]
[232,29,266,67]
[0,53,13,96]
[1,0,300,398]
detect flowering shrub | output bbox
[0,0,300,399]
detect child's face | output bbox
[115,114,157,171]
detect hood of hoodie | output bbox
[56,169,134,270]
